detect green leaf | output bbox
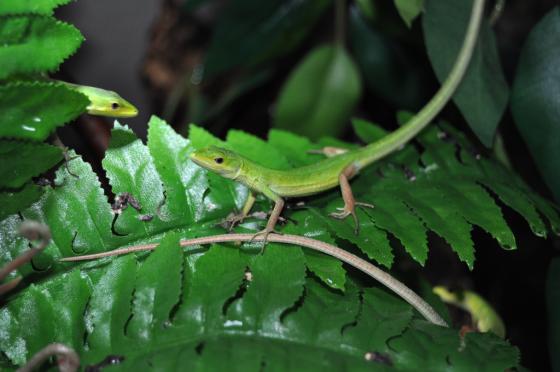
[284,211,347,291]
[147,116,205,223]
[0,15,84,79]
[510,7,560,201]
[274,45,362,140]
[0,82,89,141]
[0,270,90,365]
[203,0,330,78]
[0,140,62,189]
[389,320,519,370]
[0,0,72,15]
[547,257,560,372]
[349,7,427,110]
[423,0,508,147]
[0,183,42,220]
[394,0,424,27]
[102,122,168,237]
[128,232,183,342]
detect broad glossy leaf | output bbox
[0,82,89,141]
[103,122,167,237]
[204,0,330,78]
[350,7,427,110]
[147,116,205,223]
[0,140,61,189]
[0,0,71,15]
[128,232,182,342]
[274,45,362,140]
[284,211,346,291]
[511,7,560,201]
[0,270,90,365]
[0,15,83,79]
[394,0,424,27]
[423,0,508,147]
[225,243,306,333]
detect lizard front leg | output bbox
[329,164,374,234]
[224,192,256,231]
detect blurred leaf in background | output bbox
[203,0,331,78]
[511,7,560,201]
[274,45,362,140]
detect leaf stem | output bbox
[60,233,448,327]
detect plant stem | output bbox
[60,233,448,327]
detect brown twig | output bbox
[17,343,79,372]
[60,233,448,327]
[0,221,51,296]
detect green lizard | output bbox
[63,82,138,117]
[190,0,485,242]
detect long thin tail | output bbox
[356,0,485,169]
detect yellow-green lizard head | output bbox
[72,85,139,117]
[190,146,242,179]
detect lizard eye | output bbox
[111,102,120,110]
[214,157,224,164]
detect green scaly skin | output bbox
[190,0,485,238]
[62,82,138,118]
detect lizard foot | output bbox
[223,212,246,232]
[249,227,282,254]
[329,201,375,235]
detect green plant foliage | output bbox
[0,241,519,370]
[394,0,424,27]
[0,117,553,369]
[422,0,508,147]
[0,0,72,15]
[0,140,62,189]
[511,7,560,201]
[0,83,89,141]
[547,257,560,371]
[0,15,83,79]
[203,0,330,78]
[0,183,42,220]
[274,45,362,140]
[349,7,426,110]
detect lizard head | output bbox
[189,145,242,179]
[72,85,139,117]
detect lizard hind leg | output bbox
[249,198,285,253]
[329,165,374,235]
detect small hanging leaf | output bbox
[274,45,362,140]
[394,0,424,27]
